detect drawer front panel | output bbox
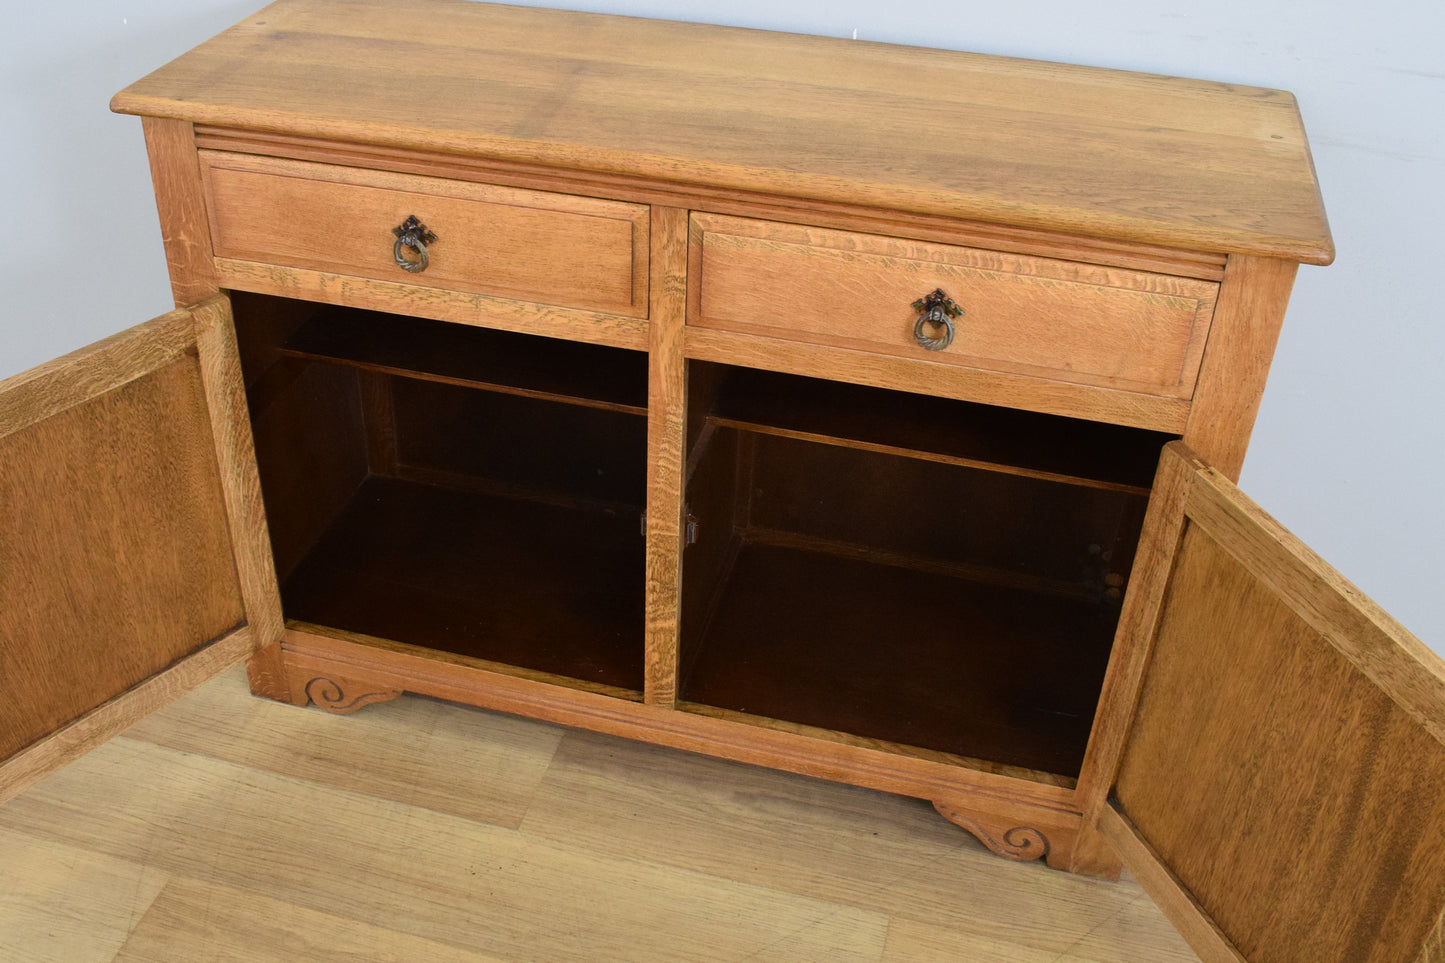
[692,215,1218,398]
[201,153,650,317]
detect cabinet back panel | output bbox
[277,308,649,412]
[678,424,1130,774]
[280,476,645,690]
[707,364,1171,492]
[0,357,245,760]
[746,432,1144,596]
[392,378,646,508]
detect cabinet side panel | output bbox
[142,118,220,307]
[1182,255,1296,480]
[1114,522,1445,963]
[247,360,368,583]
[0,354,246,761]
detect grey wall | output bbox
[3,0,1441,651]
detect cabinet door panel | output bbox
[0,300,273,802]
[1097,443,1445,963]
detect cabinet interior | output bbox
[231,292,648,695]
[679,363,1173,780]
[233,292,1175,781]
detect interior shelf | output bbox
[681,362,1158,778]
[680,540,1117,776]
[280,309,649,415]
[234,292,1159,776]
[281,475,645,692]
[234,295,648,696]
[706,366,1172,492]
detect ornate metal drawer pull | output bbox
[392,215,437,273]
[911,288,962,351]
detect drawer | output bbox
[200,153,650,317]
[690,214,1219,399]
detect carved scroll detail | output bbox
[305,676,402,715]
[932,800,1051,862]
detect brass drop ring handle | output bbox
[392,215,437,274]
[911,288,962,351]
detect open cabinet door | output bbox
[0,298,281,804]
[1085,442,1445,963]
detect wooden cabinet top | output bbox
[111,0,1333,265]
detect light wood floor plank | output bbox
[882,917,1066,962]
[883,889,1199,962]
[1058,891,1202,962]
[114,877,507,962]
[0,734,887,961]
[0,668,1195,961]
[0,826,169,963]
[520,727,1158,957]
[122,665,564,829]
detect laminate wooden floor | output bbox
[0,666,1200,962]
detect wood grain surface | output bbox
[0,312,245,766]
[0,628,254,808]
[113,878,510,963]
[215,258,650,351]
[111,0,1332,262]
[274,626,1076,808]
[141,118,219,307]
[201,151,649,317]
[192,126,1233,281]
[193,298,285,652]
[1095,807,1246,963]
[72,11,1363,956]
[692,214,1218,399]
[704,365,1172,493]
[1180,255,1299,479]
[0,666,1201,961]
[1106,445,1445,963]
[683,325,1193,432]
[643,207,690,705]
[1070,443,1198,875]
[275,309,649,414]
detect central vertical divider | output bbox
[644,206,691,706]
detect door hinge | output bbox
[640,509,699,545]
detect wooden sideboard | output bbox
[3,2,1443,960]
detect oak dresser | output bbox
[3,2,1443,961]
